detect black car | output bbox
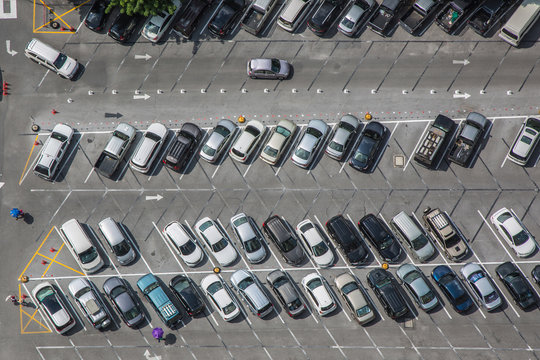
[208,0,245,37]
[108,13,143,43]
[349,121,386,172]
[326,215,369,265]
[164,123,203,172]
[367,268,409,319]
[84,0,111,32]
[496,262,536,310]
[468,0,515,36]
[307,0,348,35]
[262,215,305,266]
[173,0,212,38]
[431,265,473,313]
[532,265,540,285]
[358,214,402,263]
[169,275,205,316]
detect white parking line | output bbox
[54,134,84,183]
[201,0,224,35]
[84,168,94,184]
[121,224,154,273]
[403,122,431,172]
[363,328,385,359]
[477,210,514,261]
[379,214,415,265]
[152,222,188,274]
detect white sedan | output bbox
[490,207,536,257]
[163,221,204,267]
[301,273,337,316]
[200,274,240,322]
[195,217,238,266]
[229,120,265,163]
[296,219,334,267]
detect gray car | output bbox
[247,58,291,80]
[103,277,145,328]
[291,119,330,168]
[396,264,438,312]
[337,0,375,36]
[325,114,360,161]
[68,278,111,329]
[230,269,274,318]
[200,119,238,163]
[266,269,306,317]
[230,213,267,264]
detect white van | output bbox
[60,219,104,273]
[25,38,80,79]
[33,123,74,181]
[277,0,316,32]
[499,0,540,46]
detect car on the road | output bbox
[307,0,348,35]
[367,268,409,319]
[230,269,274,318]
[194,217,238,266]
[266,269,306,317]
[68,278,111,330]
[431,265,473,313]
[141,0,184,42]
[325,114,360,160]
[262,215,305,265]
[103,276,145,328]
[108,13,143,43]
[349,121,386,172]
[507,117,540,166]
[390,211,435,262]
[163,221,204,267]
[200,274,240,321]
[291,119,330,168]
[337,0,376,36]
[84,0,111,32]
[230,213,267,264]
[129,123,168,174]
[495,262,536,310]
[422,207,469,261]
[207,0,246,37]
[490,207,536,257]
[302,273,337,316]
[229,120,265,163]
[260,119,297,165]
[163,123,203,172]
[296,219,334,267]
[334,272,375,324]
[326,215,369,265]
[33,282,76,334]
[98,217,136,266]
[396,264,438,311]
[460,263,502,311]
[169,275,205,316]
[25,39,80,80]
[33,123,74,181]
[247,58,291,80]
[137,274,182,328]
[200,119,237,163]
[358,214,402,263]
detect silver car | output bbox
[396,264,438,312]
[230,213,267,263]
[230,269,274,318]
[200,119,238,163]
[141,0,182,42]
[247,58,291,80]
[103,276,145,328]
[291,119,330,168]
[507,117,540,166]
[296,219,334,267]
[460,263,502,311]
[337,0,375,36]
[325,114,360,160]
[260,119,297,165]
[266,269,306,317]
[68,278,111,329]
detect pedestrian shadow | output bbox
[22,213,34,225]
[164,333,176,345]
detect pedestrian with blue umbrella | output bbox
[10,208,24,220]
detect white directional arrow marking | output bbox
[133,94,150,100]
[0,182,5,189]
[452,59,470,65]
[146,194,163,201]
[6,40,17,56]
[134,54,152,61]
[453,92,471,99]
[143,349,162,360]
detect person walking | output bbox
[5,295,18,305]
[10,208,24,220]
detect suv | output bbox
[163,123,203,171]
[68,278,111,329]
[422,208,469,261]
[130,123,168,174]
[326,215,369,265]
[230,269,274,318]
[367,268,409,319]
[358,214,402,263]
[262,215,305,265]
[33,123,74,181]
[173,0,212,38]
[137,274,182,328]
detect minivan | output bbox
[60,219,104,273]
[390,211,435,262]
[98,217,136,266]
[499,0,540,46]
[25,38,80,79]
[277,0,316,32]
[33,123,74,181]
[130,123,168,173]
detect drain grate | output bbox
[393,154,405,168]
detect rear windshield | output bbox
[501,28,518,41]
[79,247,98,264]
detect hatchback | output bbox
[302,273,337,316]
[291,119,329,168]
[247,58,291,80]
[129,123,168,174]
[260,119,297,165]
[229,120,265,163]
[334,272,375,324]
[231,269,274,318]
[68,278,111,329]
[195,217,238,266]
[207,0,246,37]
[163,123,203,172]
[33,282,76,334]
[141,0,184,42]
[490,207,536,257]
[230,213,267,264]
[200,119,237,163]
[266,269,306,317]
[262,215,305,265]
[349,121,386,172]
[358,214,402,263]
[296,219,334,267]
[169,275,205,316]
[431,265,473,313]
[461,263,502,311]
[496,262,536,310]
[163,221,204,267]
[200,274,240,321]
[507,117,540,166]
[337,0,375,36]
[108,13,143,43]
[396,264,438,311]
[33,123,74,181]
[103,276,145,327]
[325,114,360,160]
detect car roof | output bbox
[250,58,273,71]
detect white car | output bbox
[460,263,502,311]
[68,278,111,329]
[200,274,240,321]
[163,221,204,266]
[130,123,168,173]
[507,117,540,166]
[260,119,297,165]
[200,119,237,163]
[33,282,76,334]
[296,219,334,267]
[301,273,337,316]
[230,213,267,264]
[33,123,74,181]
[229,120,265,163]
[291,119,329,168]
[141,0,183,42]
[490,207,536,257]
[195,217,238,266]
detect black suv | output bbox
[307,0,348,35]
[108,13,143,43]
[262,216,305,266]
[174,0,212,38]
[169,275,205,316]
[164,123,203,171]
[84,0,111,32]
[495,262,536,310]
[326,215,369,265]
[358,214,402,263]
[367,268,409,319]
[208,0,246,37]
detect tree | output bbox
[106,0,176,17]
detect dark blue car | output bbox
[431,265,473,313]
[349,121,386,172]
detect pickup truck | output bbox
[447,112,488,167]
[436,0,476,33]
[413,115,456,169]
[94,123,136,178]
[468,0,516,36]
[368,0,405,36]
[400,0,442,34]
[137,274,182,328]
[173,0,213,39]
[241,0,278,35]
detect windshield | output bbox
[212,238,228,253]
[112,240,131,257]
[312,241,329,257]
[341,282,358,295]
[145,23,160,35]
[143,282,159,295]
[237,277,254,291]
[411,234,429,250]
[202,144,216,157]
[356,305,371,317]
[307,278,322,291]
[294,147,310,160]
[273,276,287,288]
[276,126,291,138]
[146,132,162,142]
[496,213,512,222]
[113,130,129,141]
[278,236,297,252]
[468,271,484,283]
[110,286,125,298]
[233,216,248,227]
[328,141,343,152]
[34,164,50,176]
[513,230,529,246]
[74,287,90,299]
[341,17,355,29]
[375,277,391,289]
[53,53,67,69]
[199,221,213,232]
[403,271,421,284]
[79,247,98,264]
[379,236,394,250]
[207,281,223,295]
[173,278,190,293]
[420,291,435,305]
[271,59,281,73]
[214,125,231,137]
[179,240,196,256]
[244,237,262,253]
[36,287,55,302]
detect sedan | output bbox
[532,265,540,286]
[247,58,291,80]
[358,214,402,263]
[490,207,536,257]
[461,263,502,311]
[302,273,337,316]
[337,0,375,36]
[367,268,409,319]
[169,275,205,316]
[108,13,143,43]
[200,274,240,321]
[163,221,204,267]
[129,122,168,174]
[207,0,246,37]
[260,119,297,165]
[195,217,238,266]
[495,262,536,310]
[84,0,111,32]
[230,269,274,318]
[507,117,540,166]
[33,282,76,334]
[103,276,145,327]
[396,264,438,312]
[230,213,267,264]
[229,120,265,163]
[291,119,330,168]
[266,269,306,317]
[325,114,360,160]
[334,272,375,324]
[349,121,386,172]
[307,0,348,35]
[200,119,237,163]
[141,0,183,42]
[296,219,334,267]
[68,278,111,329]
[431,265,473,313]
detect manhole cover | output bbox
[393,154,405,168]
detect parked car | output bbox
[137,274,182,328]
[413,114,457,169]
[141,0,185,42]
[33,123,74,181]
[296,219,334,267]
[163,221,204,266]
[368,0,406,36]
[98,217,136,266]
[468,0,517,36]
[229,120,265,162]
[277,0,317,32]
[422,207,469,261]
[436,0,477,34]
[399,0,443,34]
[358,214,402,263]
[325,114,360,160]
[338,0,376,36]
[33,282,76,334]
[302,273,337,316]
[326,215,369,265]
[447,112,489,167]
[266,269,306,317]
[495,262,536,310]
[94,122,136,178]
[490,207,536,257]
[60,219,104,274]
[129,123,168,174]
[207,0,246,37]
[260,119,297,165]
[169,275,205,316]
[68,278,111,329]
[334,272,375,324]
[84,0,111,32]
[460,263,502,311]
[103,276,145,327]
[173,0,212,38]
[230,213,267,264]
[396,264,438,311]
[247,58,291,80]
[200,274,240,321]
[291,119,330,168]
[195,217,238,266]
[349,121,386,172]
[532,265,540,286]
[367,268,409,319]
[163,123,203,172]
[200,119,237,163]
[390,211,435,262]
[262,215,305,265]
[507,117,540,166]
[230,269,274,318]
[108,13,143,43]
[307,0,348,35]
[431,265,473,313]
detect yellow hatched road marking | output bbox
[18,227,55,281]
[37,253,85,276]
[34,0,90,32]
[19,135,39,186]
[41,243,65,277]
